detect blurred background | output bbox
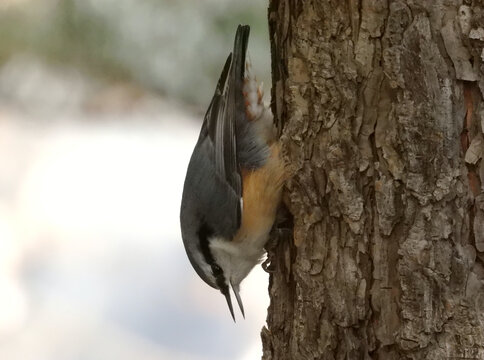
[0,1,271,359]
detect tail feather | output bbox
[230,25,250,128]
[232,25,250,84]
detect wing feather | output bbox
[199,25,250,231]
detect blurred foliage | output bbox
[48,0,131,80]
[0,0,130,80]
[0,0,270,106]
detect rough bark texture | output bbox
[262,1,484,359]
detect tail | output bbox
[232,25,250,84]
[231,25,250,120]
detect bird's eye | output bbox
[212,264,222,276]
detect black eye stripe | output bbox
[197,222,215,264]
[212,263,222,276]
[216,275,228,293]
[197,221,227,286]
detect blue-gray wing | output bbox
[206,25,249,204]
[181,26,249,241]
[196,25,250,235]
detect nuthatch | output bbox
[180,25,285,320]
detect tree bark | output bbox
[262,1,484,359]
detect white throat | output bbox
[209,236,266,286]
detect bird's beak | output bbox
[222,287,236,322]
[231,282,245,319]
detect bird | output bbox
[180,25,286,321]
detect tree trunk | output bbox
[262,1,484,359]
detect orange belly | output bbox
[234,145,286,245]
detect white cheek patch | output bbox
[209,237,264,286]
